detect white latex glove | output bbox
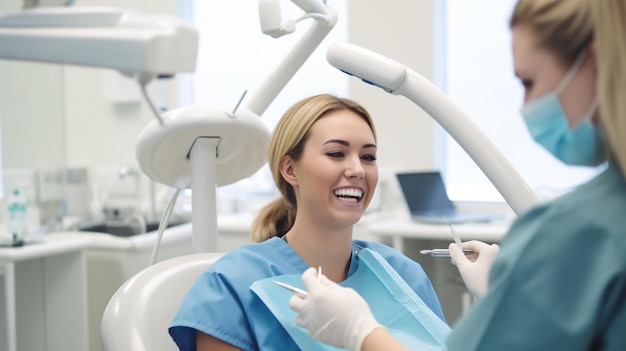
[289,267,382,351]
[449,240,500,299]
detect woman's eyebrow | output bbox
[323,139,377,149]
[323,139,349,146]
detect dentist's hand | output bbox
[289,267,382,351]
[449,240,500,299]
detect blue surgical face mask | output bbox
[521,51,605,166]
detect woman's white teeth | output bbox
[339,197,358,203]
[334,188,363,201]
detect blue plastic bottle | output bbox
[7,188,28,246]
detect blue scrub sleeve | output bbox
[169,270,256,351]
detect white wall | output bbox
[348,0,437,173]
[0,62,65,170]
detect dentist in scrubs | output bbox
[288,0,626,350]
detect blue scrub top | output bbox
[170,238,444,351]
[448,164,626,350]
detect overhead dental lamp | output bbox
[136,0,338,253]
[0,6,198,80]
[326,42,540,215]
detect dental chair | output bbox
[101,2,341,350]
[100,252,223,351]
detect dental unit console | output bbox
[326,42,540,215]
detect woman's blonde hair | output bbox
[592,0,626,176]
[250,94,376,243]
[510,0,593,65]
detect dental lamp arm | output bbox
[0,6,198,78]
[326,42,540,215]
[246,0,336,117]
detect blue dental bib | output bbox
[251,248,451,350]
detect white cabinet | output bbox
[0,236,90,351]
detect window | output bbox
[178,0,348,214]
[438,0,604,203]
[0,108,3,197]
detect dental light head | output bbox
[326,41,408,94]
[0,6,198,79]
[326,42,540,215]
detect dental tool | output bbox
[449,224,462,248]
[273,281,309,297]
[420,249,474,258]
[274,266,321,296]
[420,224,473,257]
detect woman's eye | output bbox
[327,151,344,158]
[361,154,377,162]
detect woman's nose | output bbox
[345,157,365,180]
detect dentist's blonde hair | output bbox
[250,94,376,243]
[592,0,626,177]
[510,0,593,66]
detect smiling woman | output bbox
[168,94,446,351]
[257,94,379,252]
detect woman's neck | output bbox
[284,220,354,283]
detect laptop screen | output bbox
[395,171,455,215]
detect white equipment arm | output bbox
[0,6,198,76]
[246,0,337,116]
[327,42,540,215]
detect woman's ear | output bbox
[279,156,297,187]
